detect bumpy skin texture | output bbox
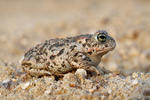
[21,30,116,77]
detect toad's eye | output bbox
[97,34,107,42]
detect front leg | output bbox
[68,52,102,75]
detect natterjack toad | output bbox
[21,30,116,77]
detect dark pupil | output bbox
[98,34,106,42]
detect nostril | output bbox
[105,44,108,47]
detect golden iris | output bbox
[97,34,107,42]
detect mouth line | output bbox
[96,47,115,54]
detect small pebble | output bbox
[108,89,112,94]
[44,89,51,95]
[132,72,139,78]
[20,82,30,89]
[75,69,87,79]
[132,79,138,85]
[2,79,12,89]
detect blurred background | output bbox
[0,0,150,75]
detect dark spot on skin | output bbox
[22,62,32,66]
[44,51,48,56]
[42,58,47,62]
[92,43,97,47]
[39,46,47,54]
[70,45,77,51]
[74,59,78,62]
[87,43,91,47]
[57,68,61,72]
[37,51,42,55]
[79,41,82,44]
[65,39,69,42]
[49,46,52,50]
[105,44,108,47]
[35,56,40,62]
[66,52,69,55]
[44,40,49,44]
[66,43,69,46]
[36,58,40,63]
[49,43,65,50]
[85,39,90,42]
[61,64,65,67]
[57,49,64,56]
[46,62,50,66]
[55,76,60,81]
[27,55,32,61]
[78,54,83,57]
[74,53,78,57]
[88,52,92,55]
[82,44,86,47]
[83,57,91,61]
[85,62,89,64]
[51,49,55,52]
[50,65,53,68]
[55,43,65,47]
[50,55,56,60]
[53,62,57,66]
[29,67,32,70]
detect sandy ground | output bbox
[0,0,150,99]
